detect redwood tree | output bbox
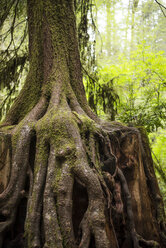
[0,1,165,248]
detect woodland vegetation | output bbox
[0,0,166,248]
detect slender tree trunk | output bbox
[106,1,112,57]
[106,0,117,57]
[130,0,139,52]
[124,0,131,53]
[0,1,165,248]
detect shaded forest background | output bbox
[0,0,166,207]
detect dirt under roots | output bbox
[0,94,165,248]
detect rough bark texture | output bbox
[0,0,165,248]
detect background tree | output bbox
[0,1,166,248]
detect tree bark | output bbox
[0,1,165,248]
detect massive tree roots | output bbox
[0,95,165,248]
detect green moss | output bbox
[12,124,23,148]
[0,125,15,132]
[53,166,62,193]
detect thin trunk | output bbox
[130,0,139,52]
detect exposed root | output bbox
[0,125,33,239]
[0,98,165,248]
[117,168,140,248]
[25,138,49,248]
[43,146,63,248]
[0,97,47,246]
[0,126,32,203]
[97,171,112,209]
[73,158,110,247]
[113,181,123,214]
[56,157,75,247]
[137,234,160,248]
[78,212,91,248]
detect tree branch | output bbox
[154,0,166,18]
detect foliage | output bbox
[84,67,119,120]
[85,44,166,133]
[76,0,97,72]
[0,0,28,119]
[117,45,166,132]
[149,129,166,208]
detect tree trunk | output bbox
[130,0,139,52]
[0,1,165,248]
